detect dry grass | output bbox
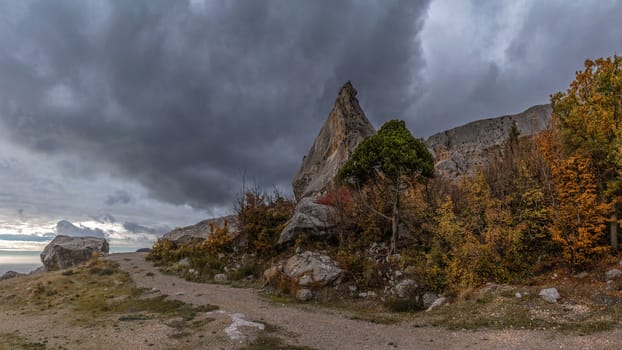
[0,258,218,334]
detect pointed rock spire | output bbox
[292,81,376,200]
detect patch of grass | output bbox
[347,312,400,325]
[0,333,46,350]
[241,336,317,350]
[118,314,152,321]
[427,292,621,334]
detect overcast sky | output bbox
[0,0,621,249]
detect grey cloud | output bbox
[0,233,55,242]
[410,0,622,137]
[0,0,431,210]
[105,190,133,206]
[56,220,106,238]
[122,222,169,236]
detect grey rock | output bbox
[606,269,622,281]
[0,271,23,281]
[539,288,560,303]
[574,271,589,279]
[283,251,342,286]
[161,215,237,246]
[214,274,227,282]
[426,104,552,179]
[292,81,376,201]
[426,297,448,312]
[40,235,109,271]
[515,292,522,299]
[394,279,417,298]
[278,197,337,244]
[296,288,313,302]
[422,292,438,309]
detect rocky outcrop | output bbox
[0,271,23,281]
[40,235,109,271]
[426,104,552,178]
[161,215,237,246]
[292,81,376,201]
[283,251,342,286]
[278,197,337,244]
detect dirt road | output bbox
[106,253,622,350]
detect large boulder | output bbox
[283,251,342,286]
[292,81,376,201]
[40,235,109,271]
[278,197,337,244]
[161,215,237,246]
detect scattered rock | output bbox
[296,289,313,302]
[214,274,227,282]
[515,292,522,299]
[592,292,622,306]
[422,292,438,309]
[393,279,417,298]
[539,288,560,303]
[574,272,589,279]
[278,197,337,244]
[283,251,342,286]
[40,235,109,271]
[426,297,448,312]
[208,310,265,341]
[605,269,622,281]
[292,81,376,201]
[0,271,23,281]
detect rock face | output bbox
[41,235,109,271]
[426,104,552,178]
[292,81,376,201]
[161,215,237,246]
[283,251,342,286]
[278,197,337,244]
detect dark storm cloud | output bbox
[0,0,430,210]
[411,0,622,137]
[105,190,133,206]
[122,222,169,236]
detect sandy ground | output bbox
[1,252,622,349]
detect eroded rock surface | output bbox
[426,104,552,178]
[278,197,337,244]
[283,251,342,286]
[41,235,109,271]
[292,81,375,201]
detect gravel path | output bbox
[107,253,622,350]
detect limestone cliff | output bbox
[425,104,552,178]
[292,81,376,200]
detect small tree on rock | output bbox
[338,120,434,253]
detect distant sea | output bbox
[0,246,146,276]
[0,250,42,275]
